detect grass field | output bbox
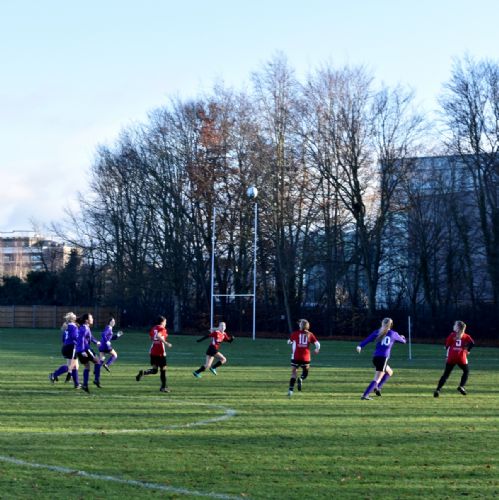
[0,328,498,499]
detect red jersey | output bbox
[149,324,168,356]
[209,330,232,350]
[445,332,474,365]
[289,330,318,362]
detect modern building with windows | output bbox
[300,153,497,310]
[0,231,73,280]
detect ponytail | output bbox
[77,313,90,325]
[376,318,393,340]
[454,320,466,337]
[298,319,310,331]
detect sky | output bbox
[1,0,498,234]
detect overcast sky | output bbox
[1,0,498,233]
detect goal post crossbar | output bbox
[210,203,258,340]
[213,294,255,298]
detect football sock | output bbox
[72,369,79,387]
[459,366,469,387]
[362,380,377,398]
[437,364,454,391]
[212,360,222,369]
[83,368,90,387]
[94,363,101,381]
[107,354,117,366]
[289,377,296,391]
[160,370,167,388]
[377,373,391,390]
[53,364,69,378]
[144,367,158,376]
[195,366,206,374]
[65,372,72,382]
[301,367,309,380]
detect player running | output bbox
[136,316,172,393]
[434,320,474,397]
[356,317,406,400]
[48,312,81,388]
[193,321,234,378]
[93,317,124,388]
[287,319,320,397]
[75,313,101,393]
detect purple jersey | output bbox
[76,324,99,353]
[99,325,118,352]
[61,322,79,346]
[359,329,406,358]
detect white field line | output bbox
[1,400,242,498]
[0,455,246,499]
[0,398,237,435]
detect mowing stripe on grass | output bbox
[0,455,246,499]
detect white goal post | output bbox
[210,192,258,340]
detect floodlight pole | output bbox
[252,200,258,341]
[210,206,216,330]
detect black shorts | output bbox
[206,345,219,357]
[61,344,76,360]
[291,359,310,368]
[77,349,99,364]
[99,347,112,354]
[150,355,167,368]
[372,356,388,372]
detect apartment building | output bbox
[0,232,72,280]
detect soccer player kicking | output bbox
[136,316,172,393]
[193,322,234,378]
[48,312,80,389]
[93,317,124,388]
[287,319,320,397]
[434,320,474,397]
[356,318,406,400]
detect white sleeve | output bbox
[314,341,321,351]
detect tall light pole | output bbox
[210,186,258,339]
[209,205,217,331]
[247,186,258,340]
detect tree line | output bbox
[43,54,498,338]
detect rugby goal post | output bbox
[408,315,413,360]
[210,200,258,340]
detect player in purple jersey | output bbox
[48,312,81,389]
[75,313,100,393]
[93,317,123,388]
[356,318,406,400]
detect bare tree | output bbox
[440,56,499,306]
[301,64,424,315]
[300,65,355,331]
[252,53,320,331]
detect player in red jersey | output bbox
[135,315,172,392]
[287,319,320,397]
[434,320,474,397]
[193,321,234,378]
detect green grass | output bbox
[0,328,498,499]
